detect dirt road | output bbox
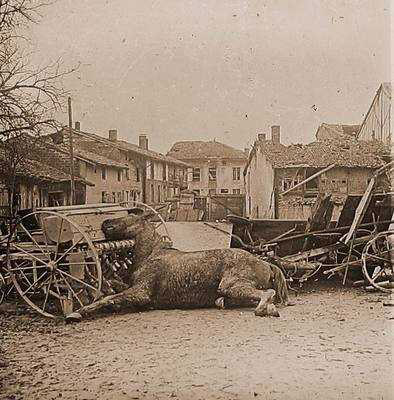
[1,283,393,400]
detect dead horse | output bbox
[76,213,292,318]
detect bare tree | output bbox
[0,0,76,215]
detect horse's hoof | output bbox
[267,304,280,317]
[254,304,280,317]
[215,297,226,309]
[65,312,82,323]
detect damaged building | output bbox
[244,125,391,220]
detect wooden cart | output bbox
[0,202,169,318]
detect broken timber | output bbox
[283,235,372,263]
[281,164,335,196]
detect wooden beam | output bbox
[281,164,335,196]
[283,235,372,262]
[342,177,375,245]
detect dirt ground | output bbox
[0,282,393,400]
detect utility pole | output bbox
[68,97,75,205]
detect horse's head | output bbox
[102,210,157,241]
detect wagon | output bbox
[227,194,394,292]
[0,202,170,318]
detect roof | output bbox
[58,128,189,168]
[167,140,247,161]
[116,140,190,167]
[53,132,128,169]
[316,123,360,141]
[0,148,92,185]
[18,159,91,184]
[245,138,390,172]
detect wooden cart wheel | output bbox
[6,211,102,318]
[362,230,394,293]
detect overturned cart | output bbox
[0,203,168,318]
[228,193,394,293]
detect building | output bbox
[357,82,391,143]
[167,140,247,196]
[52,124,189,205]
[244,126,390,220]
[116,134,189,204]
[315,123,360,141]
[0,135,91,212]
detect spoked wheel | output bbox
[362,230,394,293]
[121,201,172,242]
[6,211,102,318]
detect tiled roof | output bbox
[53,133,128,169]
[167,140,247,160]
[245,138,390,171]
[116,140,190,167]
[315,123,360,141]
[0,149,91,184]
[58,128,189,167]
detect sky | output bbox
[27,0,390,154]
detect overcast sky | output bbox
[28,0,390,154]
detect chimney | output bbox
[257,133,266,141]
[271,125,281,144]
[75,121,81,131]
[108,129,118,142]
[139,134,148,150]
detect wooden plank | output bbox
[283,235,372,262]
[281,164,335,196]
[342,177,375,245]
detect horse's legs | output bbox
[218,277,279,317]
[73,281,152,318]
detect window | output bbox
[94,166,97,174]
[233,189,241,194]
[150,163,155,180]
[282,178,297,191]
[101,167,107,180]
[208,167,217,181]
[150,184,154,203]
[193,189,200,195]
[101,192,106,203]
[136,168,140,182]
[169,167,175,181]
[220,189,229,194]
[209,188,216,195]
[163,164,167,181]
[117,170,122,182]
[233,167,241,181]
[305,168,319,190]
[126,168,130,180]
[192,168,201,181]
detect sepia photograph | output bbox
[0,1,392,399]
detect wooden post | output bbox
[68,97,75,205]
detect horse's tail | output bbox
[270,264,289,305]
